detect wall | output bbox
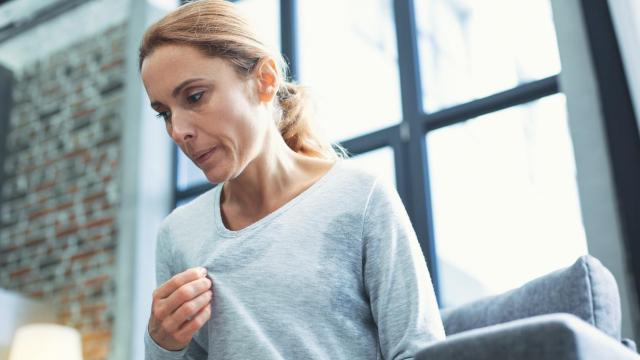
[0,23,126,360]
[0,0,177,358]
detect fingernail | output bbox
[200,267,207,276]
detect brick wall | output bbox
[0,23,126,360]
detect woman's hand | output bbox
[148,267,213,351]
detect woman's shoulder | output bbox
[317,159,392,206]
[331,159,387,190]
[331,159,403,209]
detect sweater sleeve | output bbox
[362,179,445,359]
[145,223,209,360]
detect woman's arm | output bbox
[362,179,445,359]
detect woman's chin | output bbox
[204,173,224,185]
[203,166,231,185]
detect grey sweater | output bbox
[145,160,445,359]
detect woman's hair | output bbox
[139,0,347,160]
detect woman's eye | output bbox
[187,91,204,104]
[155,111,171,121]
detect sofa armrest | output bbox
[417,313,639,360]
[440,256,622,339]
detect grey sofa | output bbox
[417,255,640,359]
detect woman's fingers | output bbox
[168,288,214,332]
[158,289,214,345]
[154,267,207,300]
[175,295,213,340]
[166,276,212,309]
[153,273,212,320]
[148,268,215,351]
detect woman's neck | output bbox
[221,126,333,219]
[223,152,299,213]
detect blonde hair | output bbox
[139,0,347,159]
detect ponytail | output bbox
[276,82,347,159]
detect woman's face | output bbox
[141,44,272,184]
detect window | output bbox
[427,94,587,307]
[173,0,589,307]
[350,147,396,188]
[413,0,586,307]
[415,0,561,112]
[297,0,401,142]
[234,0,280,51]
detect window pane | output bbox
[235,0,280,51]
[176,146,208,191]
[426,94,587,308]
[298,0,401,142]
[349,147,396,189]
[415,0,561,113]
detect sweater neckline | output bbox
[213,160,341,238]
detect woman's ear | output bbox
[254,57,278,103]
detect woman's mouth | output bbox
[195,147,217,165]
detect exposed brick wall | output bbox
[0,23,126,360]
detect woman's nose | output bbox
[169,110,196,141]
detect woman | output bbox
[140,1,444,359]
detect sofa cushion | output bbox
[440,255,621,340]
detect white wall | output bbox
[551,0,640,342]
[111,1,176,359]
